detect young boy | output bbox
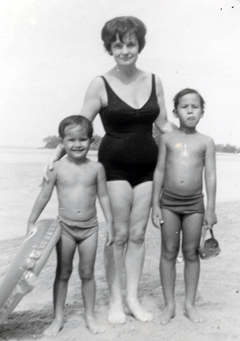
[152,89,217,324]
[27,115,114,335]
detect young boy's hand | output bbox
[204,209,217,227]
[27,223,35,235]
[152,206,164,229]
[106,223,115,246]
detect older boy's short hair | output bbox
[58,115,93,139]
[101,16,147,54]
[173,88,205,110]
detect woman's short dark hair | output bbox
[59,115,93,139]
[173,88,205,110]
[101,16,147,54]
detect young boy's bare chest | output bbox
[57,162,98,188]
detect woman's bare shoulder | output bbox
[87,76,105,91]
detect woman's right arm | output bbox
[43,77,104,181]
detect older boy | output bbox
[152,89,217,324]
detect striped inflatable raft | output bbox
[0,219,61,323]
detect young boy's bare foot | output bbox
[43,319,64,337]
[108,302,126,324]
[160,306,175,325]
[184,305,205,323]
[85,315,105,334]
[127,298,153,322]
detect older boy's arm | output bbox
[152,136,167,228]
[27,170,57,234]
[204,138,217,227]
[97,164,114,245]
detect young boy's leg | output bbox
[44,235,76,337]
[78,231,105,334]
[182,213,204,323]
[160,209,181,324]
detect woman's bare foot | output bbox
[127,298,153,322]
[85,315,105,334]
[160,305,175,325]
[43,318,64,337]
[108,302,126,324]
[184,304,205,323]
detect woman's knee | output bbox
[114,226,129,246]
[129,225,146,244]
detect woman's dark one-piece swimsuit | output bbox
[99,74,160,187]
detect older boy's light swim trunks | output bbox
[57,216,98,243]
[160,190,204,214]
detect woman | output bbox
[45,16,176,324]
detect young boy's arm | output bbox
[96,163,114,245]
[152,135,167,229]
[204,137,217,227]
[27,169,57,234]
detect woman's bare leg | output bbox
[104,181,132,324]
[78,231,105,333]
[44,235,76,336]
[160,209,181,324]
[125,181,153,322]
[182,213,204,323]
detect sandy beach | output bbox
[0,148,240,340]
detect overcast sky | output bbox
[1,0,240,147]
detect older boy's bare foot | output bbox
[184,305,205,323]
[43,319,63,337]
[85,315,105,334]
[108,302,126,324]
[160,306,175,325]
[127,298,153,322]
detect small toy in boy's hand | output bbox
[198,226,221,260]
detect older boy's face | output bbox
[174,93,204,128]
[62,125,92,161]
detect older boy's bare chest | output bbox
[167,135,206,162]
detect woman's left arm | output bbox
[154,75,177,134]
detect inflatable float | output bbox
[0,219,61,324]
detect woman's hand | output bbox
[106,223,115,246]
[43,144,65,181]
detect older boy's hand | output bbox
[204,209,217,227]
[152,206,164,229]
[106,223,115,246]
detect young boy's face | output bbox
[61,124,92,161]
[174,93,204,129]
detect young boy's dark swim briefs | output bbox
[57,216,98,243]
[160,189,205,214]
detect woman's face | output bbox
[110,33,139,66]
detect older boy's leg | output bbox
[160,209,181,324]
[44,235,76,336]
[125,181,153,322]
[104,181,132,324]
[78,231,105,333]
[182,213,205,323]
